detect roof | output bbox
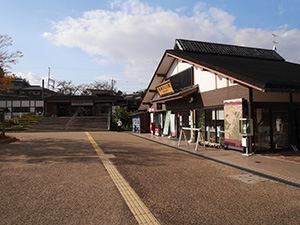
[44,95,123,101]
[21,86,42,91]
[151,85,198,103]
[167,49,300,92]
[175,39,285,61]
[139,39,300,111]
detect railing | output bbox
[65,112,78,129]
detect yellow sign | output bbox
[156,81,174,97]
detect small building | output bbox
[139,39,300,153]
[44,93,123,117]
[0,78,46,118]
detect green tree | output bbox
[137,89,147,99]
[113,108,131,131]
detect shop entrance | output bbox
[196,109,224,146]
[254,108,289,151]
[57,103,70,117]
[272,110,289,150]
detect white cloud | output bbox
[16,72,44,86]
[96,75,115,81]
[43,0,300,83]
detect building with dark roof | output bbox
[0,78,46,117]
[139,39,300,153]
[44,93,123,117]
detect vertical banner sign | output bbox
[170,114,176,137]
[163,110,171,136]
[189,110,194,140]
[224,98,243,150]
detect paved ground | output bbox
[0,132,136,225]
[1,132,300,224]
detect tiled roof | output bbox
[167,49,300,92]
[176,39,285,61]
[21,86,42,91]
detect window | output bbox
[157,103,163,110]
[169,67,193,92]
[12,107,30,113]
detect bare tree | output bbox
[92,79,117,92]
[56,79,118,96]
[0,34,23,94]
[56,80,80,95]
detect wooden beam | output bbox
[142,102,151,105]
[148,89,156,92]
[156,74,165,77]
[166,52,264,92]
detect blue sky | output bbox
[1,0,300,93]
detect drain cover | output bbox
[231,174,269,184]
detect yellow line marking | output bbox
[85,132,102,152]
[85,132,160,225]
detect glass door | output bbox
[254,108,271,151]
[272,110,289,150]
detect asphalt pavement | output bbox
[1,132,300,224]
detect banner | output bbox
[170,114,176,137]
[163,110,171,136]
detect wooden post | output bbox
[200,130,206,150]
[178,129,183,146]
[0,110,5,137]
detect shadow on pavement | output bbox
[0,137,100,164]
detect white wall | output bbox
[13,101,20,107]
[22,101,30,107]
[194,66,216,92]
[178,61,192,72]
[166,60,178,78]
[0,100,44,116]
[166,60,193,78]
[217,74,227,89]
[0,101,5,107]
[166,61,231,93]
[36,101,44,107]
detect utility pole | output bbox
[111,78,115,92]
[47,67,55,90]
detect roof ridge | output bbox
[175,39,285,61]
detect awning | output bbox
[151,85,198,103]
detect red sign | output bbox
[149,107,155,112]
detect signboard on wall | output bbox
[224,98,243,151]
[156,80,174,97]
[71,102,93,106]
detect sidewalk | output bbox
[132,133,300,189]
